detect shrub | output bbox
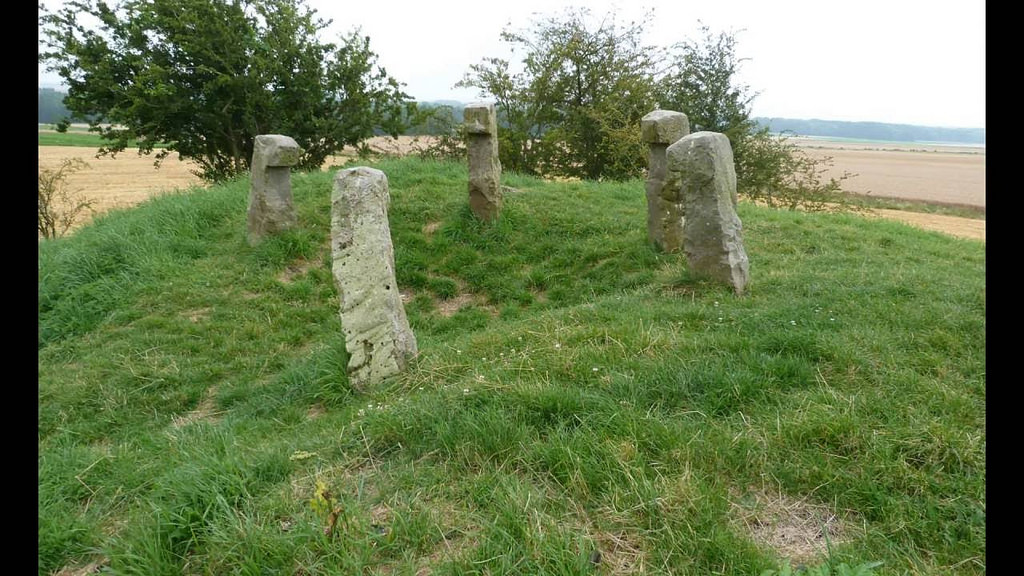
[736,129,859,212]
[39,158,93,239]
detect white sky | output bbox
[38,0,985,128]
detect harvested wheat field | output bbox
[792,137,985,209]
[39,145,206,233]
[39,135,985,240]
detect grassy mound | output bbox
[38,156,985,575]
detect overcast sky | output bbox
[38,0,985,128]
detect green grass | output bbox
[38,157,985,575]
[39,129,169,149]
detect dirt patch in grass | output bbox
[182,307,213,323]
[730,486,855,565]
[54,558,107,576]
[376,500,479,576]
[437,293,479,317]
[590,530,647,574]
[277,258,320,284]
[170,386,221,428]
[422,221,442,237]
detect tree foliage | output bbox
[461,11,853,208]
[39,0,413,182]
[737,129,856,211]
[459,8,661,180]
[656,26,757,141]
[655,24,853,209]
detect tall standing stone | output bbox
[641,110,690,252]
[247,134,302,244]
[331,167,418,388]
[666,131,750,294]
[464,101,502,221]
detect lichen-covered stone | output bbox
[641,110,689,144]
[666,131,749,294]
[247,134,302,244]
[464,102,502,220]
[331,167,418,388]
[464,101,497,135]
[642,110,690,251]
[260,136,302,167]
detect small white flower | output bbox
[555,343,561,349]
[713,301,719,307]
[789,320,796,325]
[592,367,599,372]
[718,317,723,321]
[830,318,835,321]
[463,388,470,394]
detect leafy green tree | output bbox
[459,8,660,180]
[655,25,762,197]
[655,25,756,141]
[656,25,853,209]
[40,0,413,182]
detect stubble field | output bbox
[39,135,985,240]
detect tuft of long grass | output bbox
[39,156,984,575]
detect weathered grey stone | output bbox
[666,131,749,294]
[642,110,690,252]
[247,134,302,244]
[331,167,418,388]
[464,103,496,135]
[464,101,502,220]
[641,109,689,144]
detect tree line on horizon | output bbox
[39,87,986,146]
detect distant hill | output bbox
[754,117,985,145]
[44,88,982,146]
[39,87,74,124]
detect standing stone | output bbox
[464,101,502,221]
[641,110,690,252]
[247,134,302,244]
[331,167,418,388]
[666,131,750,294]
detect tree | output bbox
[656,25,852,209]
[656,25,757,140]
[458,8,661,180]
[39,0,414,182]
